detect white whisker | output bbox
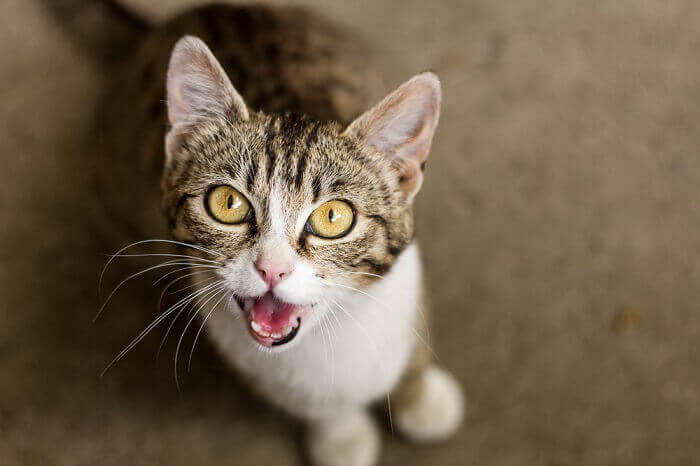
[174,284,228,389]
[328,270,385,281]
[153,263,221,286]
[99,238,223,295]
[319,311,336,392]
[324,281,440,363]
[317,309,331,396]
[155,274,221,364]
[100,280,224,376]
[107,253,219,265]
[187,289,231,370]
[156,269,220,312]
[96,260,211,321]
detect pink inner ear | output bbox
[343,72,441,197]
[390,112,437,162]
[166,35,249,127]
[392,156,423,193]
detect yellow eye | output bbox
[307,200,355,239]
[206,185,251,224]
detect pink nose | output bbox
[255,259,292,288]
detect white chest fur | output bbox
[204,244,423,421]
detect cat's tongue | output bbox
[246,293,301,347]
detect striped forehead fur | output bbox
[162,111,415,278]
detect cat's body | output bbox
[91,4,463,465]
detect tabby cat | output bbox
[93,4,463,465]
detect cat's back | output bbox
[151,5,385,120]
[95,4,385,241]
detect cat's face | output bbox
[161,37,440,350]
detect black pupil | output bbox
[227,195,234,209]
[328,208,335,223]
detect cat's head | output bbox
[161,36,440,350]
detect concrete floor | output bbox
[1,0,699,464]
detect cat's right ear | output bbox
[342,72,441,202]
[166,35,249,127]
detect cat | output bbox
[89,4,463,465]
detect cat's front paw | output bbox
[307,410,380,466]
[395,365,464,443]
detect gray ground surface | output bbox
[1,0,699,464]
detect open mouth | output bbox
[252,317,300,346]
[235,292,303,347]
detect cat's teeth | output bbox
[250,320,296,340]
[250,320,269,337]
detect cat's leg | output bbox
[307,409,380,466]
[392,343,464,443]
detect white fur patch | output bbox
[307,410,380,466]
[395,365,464,443]
[205,244,423,420]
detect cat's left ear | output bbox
[166,35,249,126]
[343,72,441,201]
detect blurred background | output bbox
[1,0,699,464]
